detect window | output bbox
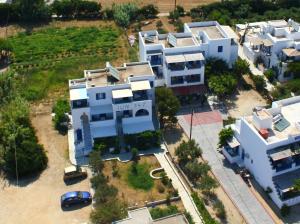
[150,81,154,88]
[76,129,82,142]
[218,46,223,53]
[96,93,106,100]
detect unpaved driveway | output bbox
[0,104,91,224]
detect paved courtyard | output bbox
[178,108,275,224]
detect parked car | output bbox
[61,191,92,208]
[63,165,87,182]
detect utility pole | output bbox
[189,108,194,140]
[174,0,177,10]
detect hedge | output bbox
[124,130,161,150]
[191,192,219,224]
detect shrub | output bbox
[112,3,138,27]
[131,148,139,162]
[157,182,165,193]
[264,69,275,83]
[127,162,154,190]
[280,204,290,217]
[191,192,219,224]
[150,205,179,220]
[94,136,119,154]
[124,130,161,149]
[138,4,158,19]
[52,99,70,135]
[160,172,170,186]
[218,127,234,148]
[213,200,226,219]
[251,75,267,92]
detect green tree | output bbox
[112,3,138,27]
[233,58,250,77]
[184,161,210,182]
[52,99,70,135]
[251,75,266,92]
[131,147,139,162]
[198,175,219,193]
[15,0,51,22]
[287,61,300,78]
[0,97,48,177]
[175,140,202,165]
[89,150,104,174]
[218,127,234,148]
[155,87,180,127]
[208,74,237,98]
[94,183,118,203]
[293,179,300,192]
[90,199,127,224]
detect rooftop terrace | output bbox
[69,62,153,88]
[246,96,300,143]
[190,25,224,39]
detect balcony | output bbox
[275,162,293,172]
[149,56,162,66]
[186,61,202,70]
[133,91,149,101]
[91,113,113,122]
[171,76,184,85]
[168,63,185,71]
[113,97,132,104]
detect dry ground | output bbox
[103,156,176,208]
[163,125,246,224]
[0,103,91,224]
[98,0,220,13]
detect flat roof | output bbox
[221,25,239,39]
[176,37,196,47]
[70,88,88,100]
[131,80,151,91]
[75,62,153,88]
[190,25,224,39]
[273,168,300,191]
[268,20,288,28]
[112,89,133,99]
[282,48,300,57]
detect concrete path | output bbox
[178,113,275,224]
[238,45,274,92]
[155,145,203,224]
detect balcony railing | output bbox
[72,100,89,109]
[133,94,149,101]
[113,98,132,104]
[275,163,292,172]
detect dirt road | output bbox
[0,104,91,224]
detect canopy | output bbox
[226,136,240,148]
[263,39,273,47]
[131,80,151,91]
[70,88,88,101]
[250,37,263,46]
[282,48,300,57]
[165,55,185,64]
[184,53,204,62]
[269,148,292,161]
[112,89,133,99]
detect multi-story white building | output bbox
[223,96,300,208]
[69,61,156,156]
[139,21,238,92]
[237,19,300,82]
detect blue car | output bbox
[61,191,92,208]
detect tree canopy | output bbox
[218,127,234,148]
[155,87,180,127]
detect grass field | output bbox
[7,23,129,101]
[99,0,220,13]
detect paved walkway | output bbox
[238,45,274,92]
[178,112,275,224]
[155,145,203,224]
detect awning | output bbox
[263,39,273,47]
[92,126,117,138]
[227,136,240,148]
[184,53,205,62]
[282,48,300,57]
[112,89,133,99]
[165,55,185,64]
[123,121,154,134]
[250,37,263,46]
[172,85,207,96]
[70,88,88,100]
[269,149,292,161]
[131,80,151,91]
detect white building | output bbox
[223,96,300,208]
[237,19,300,82]
[69,61,156,156]
[139,21,238,92]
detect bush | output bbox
[131,147,139,162]
[251,75,267,92]
[150,205,179,220]
[124,130,161,149]
[218,127,234,148]
[127,162,154,190]
[191,192,219,224]
[52,99,70,135]
[213,201,226,219]
[112,3,138,27]
[280,204,290,217]
[264,69,275,83]
[157,182,165,193]
[138,4,158,19]
[94,136,119,154]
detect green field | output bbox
[7,26,124,101]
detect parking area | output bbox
[0,104,91,224]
